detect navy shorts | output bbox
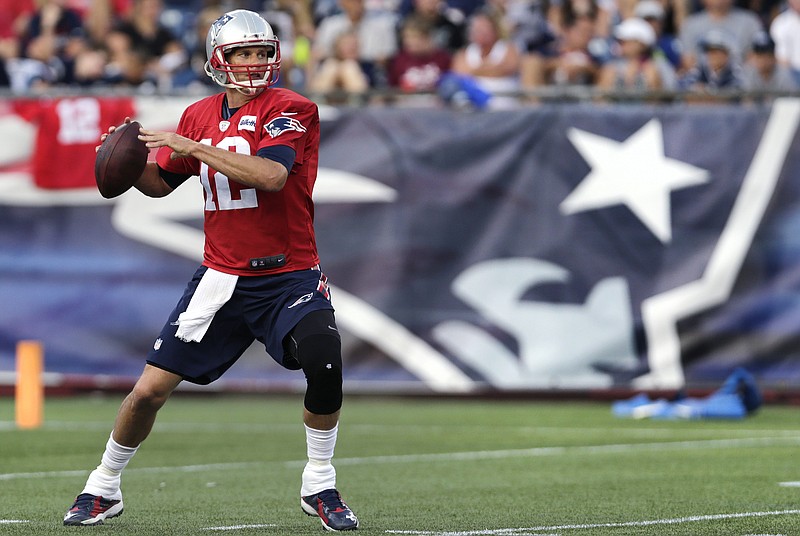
[146,265,334,384]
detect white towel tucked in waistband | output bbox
[174,268,239,343]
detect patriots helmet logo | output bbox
[211,14,233,36]
[265,116,307,139]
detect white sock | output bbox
[81,432,139,500]
[301,424,337,497]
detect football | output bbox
[94,121,148,199]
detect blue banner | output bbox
[2,99,800,393]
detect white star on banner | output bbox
[559,119,709,243]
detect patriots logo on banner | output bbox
[308,99,800,392]
[264,115,306,139]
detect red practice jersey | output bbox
[156,89,321,277]
[15,96,135,189]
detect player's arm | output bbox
[139,129,289,192]
[132,162,177,198]
[185,139,289,192]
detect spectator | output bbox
[259,0,304,89]
[0,0,35,41]
[597,17,674,96]
[370,0,404,11]
[0,57,9,87]
[105,0,184,89]
[769,0,800,85]
[681,29,743,97]
[402,0,466,52]
[312,0,341,25]
[736,0,782,29]
[450,8,522,108]
[445,0,485,17]
[388,14,451,93]
[678,0,763,69]
[171,5,223,90]
[551,0,596,32]
[502,0,557,57]
[521,13,602,88]
[0,0,32,89]
[312,0,399,86]
[268,0,316,89]
[635,0,682,71]
[6,0,107,92]
[660,0,689,37]
[71,45,109,85]
[616,0,686,38]
[5,42,62,91]
[15,0,87,87]
[0,33,15,86]
[741,30,798,96]
[20,0,84,57]
[105,45,153,88]
[283,0,316,40]
[307,29,370,101]
[551,0,609,39]
[68,0,132,44]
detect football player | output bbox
[63,9,359,532]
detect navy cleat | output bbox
[301,488,359,531]
[63,493,123,526]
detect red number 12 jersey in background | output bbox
[156,88,321,277]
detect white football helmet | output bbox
[204,10,281,93]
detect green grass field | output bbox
[0,394,798,535]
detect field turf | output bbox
[0,394,798,535]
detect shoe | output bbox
[301,488,359,531]
[63,493,123,526]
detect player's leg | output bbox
[65,266,253,526]
[113,364,183,446]
[64,365,182,526]
[290,310,359,531]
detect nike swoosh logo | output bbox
[327,325,338,331]
[281,112,298,116]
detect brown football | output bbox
[94,121,148,199]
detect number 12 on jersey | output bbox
[199,137,258,211]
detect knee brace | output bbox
[296,333,343,415]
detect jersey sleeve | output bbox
[257,98,318,154]
[257,144,296,173]
[155,145,199,176]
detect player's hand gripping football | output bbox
[138,128,196,160]
[95,116,134,153]
[94,117,149,198]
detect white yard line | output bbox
[201,524,277,531]
[0,462,262,481]
[2,436,800,480]
[0,421,299,433]
[385,509,800,535]
[1,420,798,438]
[287,436,800,467]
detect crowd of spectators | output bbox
[0,0,798,105]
